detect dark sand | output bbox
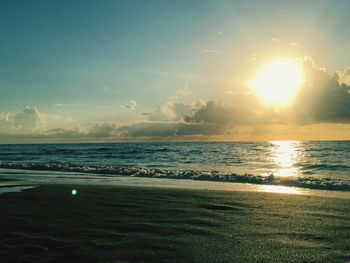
[1,184,349,263]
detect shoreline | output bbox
[1,168,350,199]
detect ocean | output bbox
[0,141,350,191]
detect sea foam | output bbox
[0,162,349,191]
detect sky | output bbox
[1,0,350,143]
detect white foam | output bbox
[1,169,349,199]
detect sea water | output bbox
[0,141,349,191]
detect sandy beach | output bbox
[1,184,349,262]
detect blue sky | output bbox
[1,0,350,142]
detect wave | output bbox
[0,162,349,191]
[301,163,350,171]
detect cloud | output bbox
[0,107,47,139]
[119,122,178,137]
[53,103,66,107]
[175,83,190,97]
[11,121,120,140]
[183,100,257,126]
[13,107,46,131]
[123,101,258,138]
[149,85,194,121]
[149,101,197,122]
[293,57,350,122]
[119,121,225,137]
[0,113,13,132]
[200,49,223,53]
[336,68,350,85]
[122,100,137,110]
[87,122,119,137]
[1,57,350,142]
[42,127,85,138]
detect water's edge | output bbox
[1,162,349,191]
[1,169,350,199]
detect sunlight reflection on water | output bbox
[259,185,302,194]
[270,141,303,177]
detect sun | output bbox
[252,58,304,106]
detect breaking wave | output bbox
[0,162,349,191]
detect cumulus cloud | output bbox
[175,83,190,97]
[0,107,46,134]
[0,113,13,132]
[293,57,350,122]
[1,57,350,142]
[13,107,46,131]
[184,100,255,125]
[122,100,137,110]
[148,85,194,121]
[336,68,350,85]
[149,102,194,122]
[137,57,350,138]
[0,107,120,141]
[87,122,119,137]
[121,101,258,138]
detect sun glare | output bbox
[252,58,304,106]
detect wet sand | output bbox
[0,184,349,262]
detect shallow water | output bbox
[0,141,349,191]
[0,185,37,195]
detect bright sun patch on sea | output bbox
[260,185,302,195]
[252,58,304,106]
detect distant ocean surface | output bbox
[0,141,350,191]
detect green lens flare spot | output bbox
[71,189,77,195]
